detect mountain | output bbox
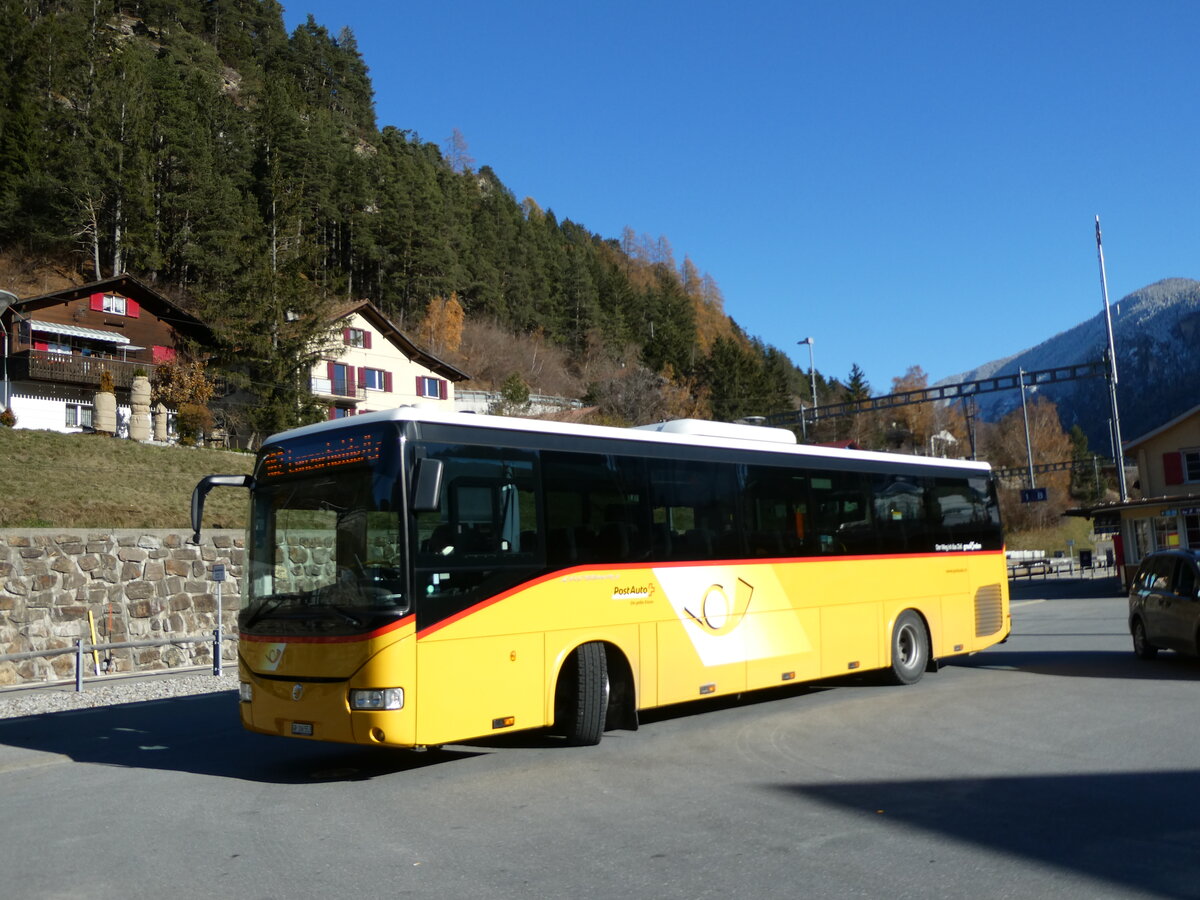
[943,278,1200,453]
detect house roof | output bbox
[1065,491,1200,519]
[8,274,212,341]
[331,300,470,382]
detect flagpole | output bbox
[1096,216,1128,501]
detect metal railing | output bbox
[0,631,238,692]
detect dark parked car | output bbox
[1128,548,1200,659]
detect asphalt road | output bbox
[3,576,1199,900]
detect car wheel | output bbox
[1131,617,1158,660]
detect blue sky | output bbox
[282,1,1200,393]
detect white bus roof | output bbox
[265,407,992,474]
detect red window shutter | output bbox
[1164,452,1185,485]
[357,368,366,388]
[89,293,104,311]
[327,361,336,380]
[346,367,355,395]
[384,372,393,393]
[125,299,140,318]
[364,331,372,349]
[343,328,351,345]
[328,406,336,421]
[439,379,447,400]
[415,376,423,396]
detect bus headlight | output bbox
[350,688,405,710]
[239,682,253,703]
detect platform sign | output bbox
[1020,487,1048,503]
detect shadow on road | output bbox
[0,692,482,783]
[779,770,1200,899]
[957,647,1200,681]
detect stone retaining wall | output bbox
[0,529,243,686]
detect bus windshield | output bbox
[244,462,408,636]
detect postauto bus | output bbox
[191,408,1009,749]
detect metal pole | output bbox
[1019,368,1036,489]
[798,337,817,426]
[1096,216,1128,501]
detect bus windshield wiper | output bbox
[327,605,364,627]
[244,592,304,628]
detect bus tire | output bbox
[887,610,928,685]
[560,642,609,746]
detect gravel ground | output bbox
[0,671,238,720]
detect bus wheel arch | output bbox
[886,609,930,685]
[553,641,636,745]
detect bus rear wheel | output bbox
[887,610,928,685]
[558,642,609,746]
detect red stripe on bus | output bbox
[415,549,1003,639]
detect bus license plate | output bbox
[291,722,314,736]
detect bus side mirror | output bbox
[411,458,443,512]
[191,474,254,543]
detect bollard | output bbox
[212,564,225,677]
[75,639,85,692]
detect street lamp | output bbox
[797,337,817,425]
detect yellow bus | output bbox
[192,409,1009,749]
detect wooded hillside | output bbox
[0,0,811,434]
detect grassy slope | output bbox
[0,427,253,530]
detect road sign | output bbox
[1020,488,1048,503]
[212,563,226,582]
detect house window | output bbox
[330,363,352,397]
[1185,514,1200,549]
[416,376,446,399]
[1153,513,1181,550]
[88,293,140,317]
[330,407,354,419]
[1184,449,1200,482]
[47,339,72,355]
[344,328,368,349]
[362,368,389,391]
[65,403,93,428]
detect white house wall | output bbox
[316,311,456,414]
[9,393,133,437]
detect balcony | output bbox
[311,376,366,403]
[10,350,159,390]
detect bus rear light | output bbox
[350,688,405,710]
[239,682,253,702]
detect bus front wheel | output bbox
[887,610,929,685]
[558,642,609,746]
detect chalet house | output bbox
[315,301,468,419]
[1068,402,1200,586]
[0,275,213,435]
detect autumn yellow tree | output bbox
[152,357,217,445]
[883,366,936,452]
[982,397,1073,531]
[417,293,465,356]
